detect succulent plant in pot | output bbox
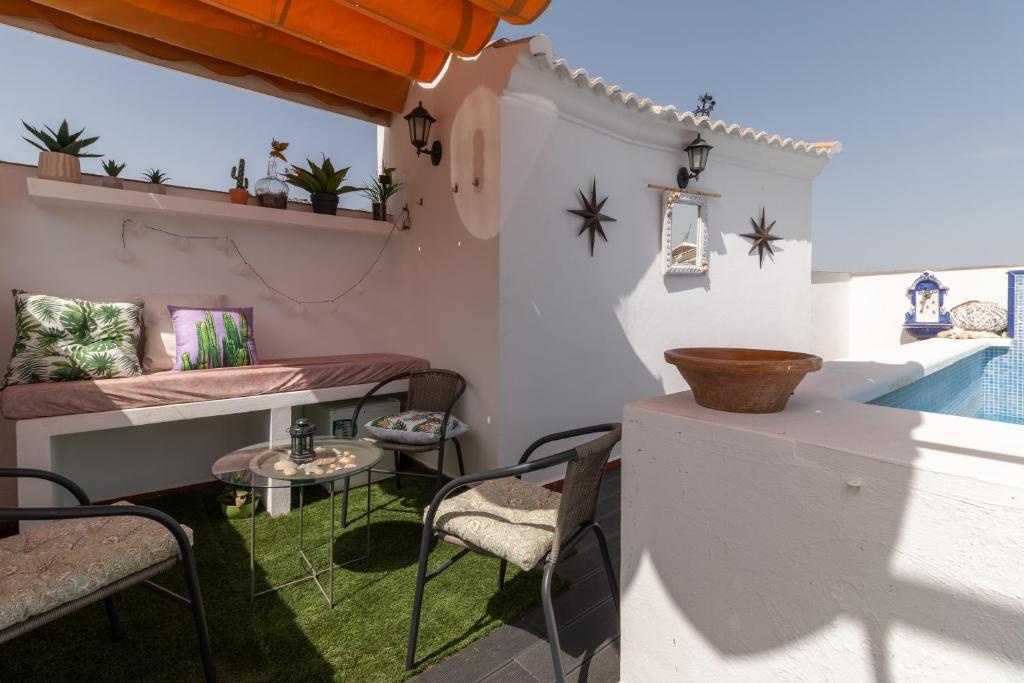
[218,487,260,519]
[100,159,126,189]
[229,158,250,205]
[141,168,170,194]
[360,175,404,221]
[22,119,101,183]
[283,156,358,215]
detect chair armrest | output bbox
[517,423,620,465]
[422,449,576,533]
[351,371,413,437]
[0,504,194,561]
[0,467,91,505]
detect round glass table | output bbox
[212,437,382,607]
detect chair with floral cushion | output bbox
[0,468,216,682]
[341,369,467,526]
[404,423,622,682]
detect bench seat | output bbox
[1,353,428,420]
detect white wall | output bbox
[0,161,404,505]
[622,390,1024,682]
[496,43,830,469]
[377,44,525,477]
[812,265,1020,358]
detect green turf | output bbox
[0,478,563,682]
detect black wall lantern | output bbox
[287,417,316,464]
[676,134,713,189]
[404,101,443,166]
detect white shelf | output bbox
[26,177,389,235]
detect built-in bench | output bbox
[2,353,428,516]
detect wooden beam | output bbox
[647,182,722,198]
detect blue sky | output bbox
[2,0,1022,271]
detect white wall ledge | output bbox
[27,177,390,235]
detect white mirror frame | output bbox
[661,189,709,275]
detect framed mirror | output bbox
[661,190,709,275]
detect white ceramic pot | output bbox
[36,151,81,183]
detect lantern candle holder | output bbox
[287,417,316,464]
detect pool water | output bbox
[869,346,1024,425]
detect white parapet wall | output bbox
[812,265,1023,359]
[621,339,1024,682]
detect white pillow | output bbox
[364,411,469,445]
[134,293,225,371]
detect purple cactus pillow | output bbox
[168,306,259,371]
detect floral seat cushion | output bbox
[365,410,468,445]
[431,477,561,571]
[0,503,191,630]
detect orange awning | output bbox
[0,0,551,124]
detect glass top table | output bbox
[212,437,382,607]
[212,437,383,489]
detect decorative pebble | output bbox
[282,467,298,476]
[272,460,291,471]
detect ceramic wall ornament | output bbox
[903,272,953,339]
[741,208,782,267]
[568,179,616,256]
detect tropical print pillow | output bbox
[364,410,468,445]
[57,341,143,380]
[168,306,258,371]
[3,290,143,386]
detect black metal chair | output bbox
[342,369,467,526]
[0,468,216,682]
[405,423,622,682]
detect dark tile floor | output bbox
[411,469,621,683]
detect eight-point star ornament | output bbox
[742,208,783,267]
[568,179,617,256]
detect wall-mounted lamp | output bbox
[676,134,713,189]
[404,101,443,166]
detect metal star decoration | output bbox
[568,179,617,256]
[742,208,783,267]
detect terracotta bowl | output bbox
[665,347,823,414]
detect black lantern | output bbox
[677,134,714,188]
[287,417,316,464]
[403,101,443,166]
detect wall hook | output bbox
[452,182,459,193]
[417,198,424,206]
[472,177,480,188]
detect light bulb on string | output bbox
[174,236,189,251]
[115,247,132,262]
[261,286,273,300]
[293,302,306,315]
[232,262,250,276]
[327,300,339,313]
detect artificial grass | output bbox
[0,478,563,682]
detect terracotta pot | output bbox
[664,347,822,414]
[101,176,124,190]
[228,187,250,205]
[147,183,166,195]
[36,151,81,183]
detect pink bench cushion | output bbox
[0,354,428,420]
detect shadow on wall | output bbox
[622,359,1024,683]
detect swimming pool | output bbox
[869,345,1023,424]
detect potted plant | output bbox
[22,119,101,183]
[218,487,260,519]
[360,175,404,221]
[283,156,359,215]
[229,158,249,205]
[141,168,170,194]
[101,159,126,189]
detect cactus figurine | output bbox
[229,158,250,204]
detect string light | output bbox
[119,212,403,310]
